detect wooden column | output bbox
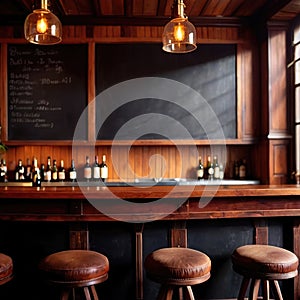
[263,22,292,184]
[170,221,187,248]
[135,224,144,300]
[293,219,300,300]
[254,219,268,244]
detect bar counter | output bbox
[1,184,300,299]
[0,184,300,221]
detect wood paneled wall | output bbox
[0,23,264,182]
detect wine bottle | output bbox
[234,160,239,179]
[239,159,247,180]
[25,158,32,182]
[58,160,66,182]
[51,159,58,182]
[0,159,8,183]
[219,163,224,180]
[92,155,100,181]
[69,159,77,182]
[213,155,220,180]
[32,157,41,187]
[83,156,92,182]
[206,155,214,180]
[40,163,45,182]
[100,155,108,182]
[45,156,52,182]
[196,156,204,180]
[15,159,25,182]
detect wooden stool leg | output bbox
[83,286,92,300]
[178,287,183,300]
[90,285,99,300]
[238,277,250,300]
[60,289,70,300]
[270,280,283,300]
[183,286,195,300]
[157,284,173,300]
[262,280,270,300]
[249,279,260,300]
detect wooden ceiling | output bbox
[0,0,300,26]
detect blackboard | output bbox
[95,43,236,140]
[7,44,88,140]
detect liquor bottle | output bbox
[234,160,239,179]
[83,156,92,182]
[213,155,220,180]
[196,156,204,180]
[100,155,108,182]
[0,159,8,182]
[45,156,52,182]
[206,155,214,180]
[25,158,32,182]
[58,160,66,182]
[69,159,77,182]
[15,159,25,181]
[219,163,224,180]
[32,157,41,187]
[239,159,247,180]
[92,155,100,181]
[40,164,45,182]
[51,159,58,182]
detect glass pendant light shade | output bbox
[24,1,62,45]
[162,0,197,54]
[162,17,197,53]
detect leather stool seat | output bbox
[0,253,13,285]
[145,247,211,300]
[232,244,299,300]
[39,250,109,300]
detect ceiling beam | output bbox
[251,0,293,23]
[0,14,247,27]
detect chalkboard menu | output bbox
[95,43,236,140]
[7,44,88,140]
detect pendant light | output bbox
[162,0,197,54]
[24,0,62,45]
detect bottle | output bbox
[40,163,45,182]
[239,159,247,180]
[206,155,214,180]
[100,155,108,182]
[69,159,77,182]
[0,159,8,182]
[15,159,25,181]
[196,156,204,180]
[83,156,92,182]
[58,160,66,182]
[92,155,100,181]
[213,155,220,180]
[32,157,41,187]
[25,158,32,182]
[234,160,239,179]
[45,156,52,182]
[219,163,224,180]
[51,159,58,182]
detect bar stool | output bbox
[144,247,211,300]
[39,250,109,300]
[231,244,299,300]
[0,253,13,285]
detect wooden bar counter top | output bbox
[0,184,300,221]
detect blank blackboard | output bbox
[95,43,236,140]
[7,44,88,140]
